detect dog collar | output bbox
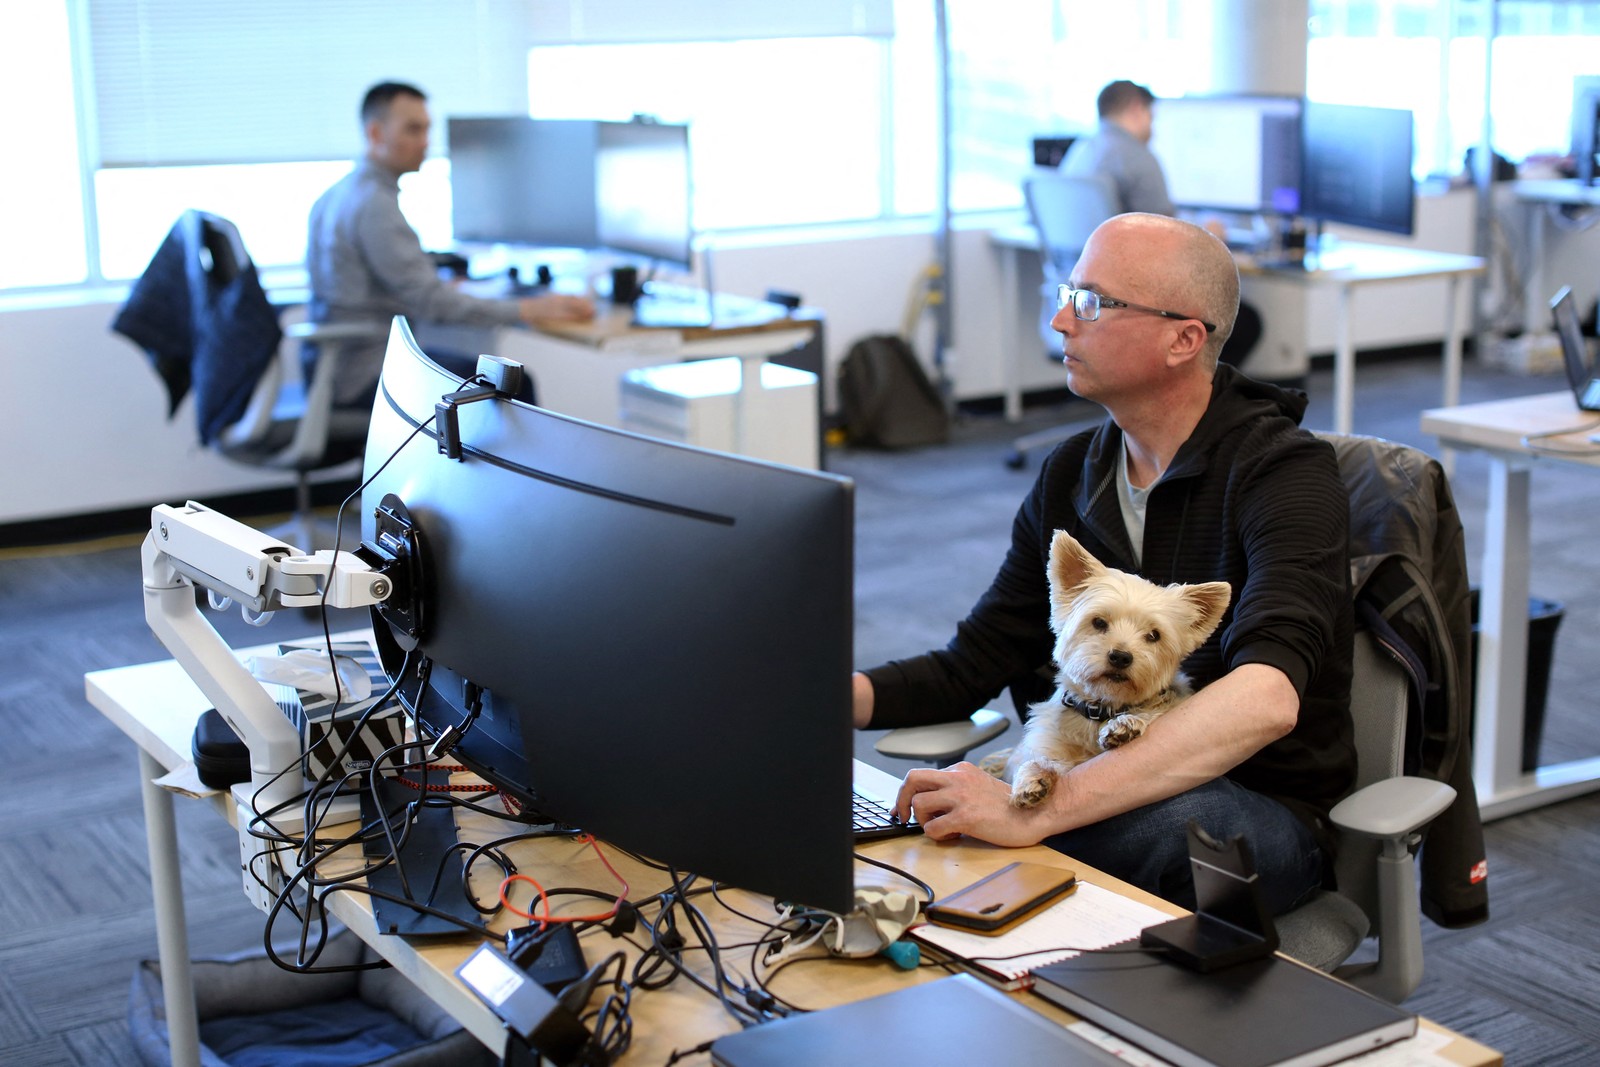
[1060,688,1173,723]
[1060,693,1117,722]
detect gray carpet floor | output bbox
[2,349,1596,1064]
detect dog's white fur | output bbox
[1000,531,1232,809]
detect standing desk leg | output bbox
[1000,244,1023,423]
[140,748,201,1067]
[1472,457,1531,819]
[1440,276,1464,478]
[1333,284,1354,435]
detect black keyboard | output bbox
[853,787,921,841]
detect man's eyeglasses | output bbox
[1056,285,1216,334]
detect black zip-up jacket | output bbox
[865,365,1357,848]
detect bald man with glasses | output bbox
[854,214,1354,917]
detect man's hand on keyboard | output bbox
[894,762,1048,848]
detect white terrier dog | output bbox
[1001,530,1232,809]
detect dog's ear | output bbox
[1048,530,1103,595]
[1176,581,1233,652]
[1047,531,1103,628]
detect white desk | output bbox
[1421,391,1600,820]
[991,226,1484,435]
[415,296,821,431]
[1238,244,1485,435]
[1509,179,1600,344]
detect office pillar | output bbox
[1208,0,1312,385]
[1207,0,1308,97]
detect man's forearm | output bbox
[1032,662,1299,835]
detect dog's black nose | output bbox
[1107,648,1133,670]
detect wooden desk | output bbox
[990,226,1484,435]
[1422,391,1600,820]
[87,641,1500,1066]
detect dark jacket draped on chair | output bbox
[113,210,282,445]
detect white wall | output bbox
[0,192,1495,527]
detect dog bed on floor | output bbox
[128,927,497,1067]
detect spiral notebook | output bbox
[907,880,1170,991]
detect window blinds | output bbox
[87,0,894,168]
[87,0,534,166]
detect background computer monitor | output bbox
[361,320,855,912]
[447,117,599,249]
[1570,77,1600,185]
[1550,285,1594,392]
[1299,101,1416,236]
[1150,95,1302,215]
[595,120,694,271]
[1032,135,1078,168]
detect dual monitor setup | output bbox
[1114,95,1418,238]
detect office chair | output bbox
[119,210,379,550]
[1004,172,1118,470]
[1275,432,1484,1003]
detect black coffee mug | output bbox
[610,266,641,304]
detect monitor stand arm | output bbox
[141,501,393,908]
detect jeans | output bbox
[1041,776,1323,916]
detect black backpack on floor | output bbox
[837,334,949,449]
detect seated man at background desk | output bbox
[1061,79,1260,367]
[306,81,593,408]
[860,214,1355,914]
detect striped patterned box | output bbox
[272,640,407,781]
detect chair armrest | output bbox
[873,709,1009,765]
[1330,776,1455,840]
[285,321,387,342]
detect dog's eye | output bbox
[1091,616,1108,632]
[1145,629,1161,643]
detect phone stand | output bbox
[1139,820,1279,972]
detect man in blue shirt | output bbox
[306,82,593,408]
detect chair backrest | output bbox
[184,209,251,288]
[1331,628,1411,920]
[1318,431,1487,929]
[1023,172,1119,280]
[1347,628,1411,791]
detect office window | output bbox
[1308,0,1600,179]
[94,161,452,282]
[939,1,1219,214]
[0,2,87,290]
[526,37,890,232]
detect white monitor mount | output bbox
[141,501,396,821]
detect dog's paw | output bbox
[1010,768,1054,808]
[1098,715,1148,749]
[976,747,1013,779]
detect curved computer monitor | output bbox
[1299,101,1416,236]
[361,319,855,910]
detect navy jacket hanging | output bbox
[113,211,282,445]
